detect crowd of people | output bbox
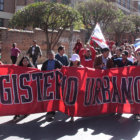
[1,38,140,121]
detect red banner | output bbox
[0,65,140,117]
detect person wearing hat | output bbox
[94,47,114,69]
[114,50,133,67]
[79,43,96,68]
[69,54,83,122]
[69,54,83,67]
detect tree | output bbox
[9,2,81,52]
[107,15,135,44]
[129,14,140,40]
[77,0,120,42]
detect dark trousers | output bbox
[11,56,17,64]
[32,57,37,68]
[47,111,55,116]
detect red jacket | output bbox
[79,47,96,68]
[73,42,83,54]
[106,40,115,50]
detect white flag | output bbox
[90,23,108,48]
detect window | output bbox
[117,0,121,5]
[123,0,125,7]
[127,0,130,9]
[0,0,4,11]
[0,19,4,27]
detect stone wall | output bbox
[0,27,86,64]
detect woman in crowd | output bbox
[73,39,83,54]
[11,43,21,64]
[69,54,83,122]
[18,56,34,67]
[70,54,83,67]
[13,56,34,121]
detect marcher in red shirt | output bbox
[106,40,115,51]
[79,43,96,68]
[73,39,83,54]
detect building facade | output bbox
[0,0,34,27]
[1,0,140,27]
[108,0,140,15]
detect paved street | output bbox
[0,113,140,140]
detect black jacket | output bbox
[27,45,42,58]
[114,58,133,67]
[41,59,62,71]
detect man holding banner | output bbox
[79,43,96,68]
[41,50,62,121]
[94,47,114,70]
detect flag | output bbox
[90,23,108,48]
[134,39,140,51]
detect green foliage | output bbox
[10,2,80,30]
[108,16,135,33]
[77,0,119,31]
[10,2,81,51]
[73,21,84,30]
[76,0,120,42]
[107,15,135,42]
[128,14,140,39]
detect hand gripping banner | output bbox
[0,65,140,117]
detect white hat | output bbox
[69,54,80,62]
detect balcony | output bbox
[111,0,140,15]
[112,1,131,14]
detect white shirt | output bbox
[102,56,108,70]
[32,46,35,55]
